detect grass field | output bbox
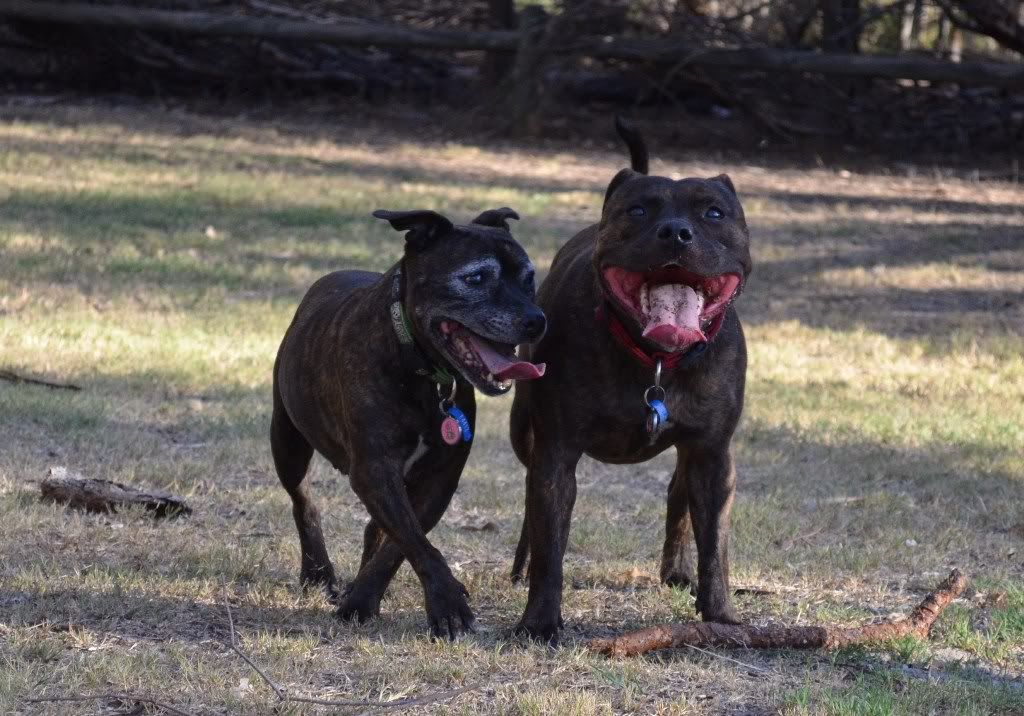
[1,103,1022,715]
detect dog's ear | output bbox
[373,209,454,250]
[603,168,640,207]
[471,207,520,231]
[710,173,737,196]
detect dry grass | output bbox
[1,103,1022,715]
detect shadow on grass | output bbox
[7,132,1024,217]
[5,185,1022,347]
[1,586,366,644]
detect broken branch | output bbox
[0,368,81,391]
[40,466,191,518]
[589,569,967,657]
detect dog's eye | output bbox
[463,272,486,286]
[627,206,646,218]
[705,206,724,219]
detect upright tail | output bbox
[614,116,649,175]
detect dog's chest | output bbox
[580,380,704,461]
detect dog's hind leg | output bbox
[271,383,339,602]
[509,394,532,582]
[510,516,529,583]
[660,447,695,590]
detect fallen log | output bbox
[2,1,1023,88]
[589,569,967,657]
[40,466,191,518]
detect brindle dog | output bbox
[272,208,546,639]
[509,122,752,642]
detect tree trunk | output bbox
[482,0,516,83]
[821,0,863,52]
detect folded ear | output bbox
[471,207,520,231]
[710,173,736,195]
[373,209,454,251]
[603,168,640,207]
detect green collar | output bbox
[390,267,455,386]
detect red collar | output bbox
[595,304,708,371]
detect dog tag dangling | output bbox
[644,359,669,437]
[438,383,472,445]
[646,399,669,434]
[440,415,462,444]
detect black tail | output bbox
[614,116,649,175]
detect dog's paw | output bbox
[696,596,742,625]
[336,589,381,623]
[513,610,564,645]
[424,580,476,640]
[659,567,694,591]
[301,569,341,605]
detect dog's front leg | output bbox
[341,442,472,627]
[348,452,474,639]
[686,443,741,624]
[660,447,695,590]
[515,442,581,643]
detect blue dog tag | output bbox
[646,399,669,435]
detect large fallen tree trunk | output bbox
[2,1,1023,88]
[40,466,191,518]
[589,569,967,657]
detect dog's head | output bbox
[594,168,751,353]
[374,207,546,395]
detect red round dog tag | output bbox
[440,416,462,445]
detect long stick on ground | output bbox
[589,569,967,657]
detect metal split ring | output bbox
[643,384,666,407]
[437,382,457,416]
[643,359,666,407]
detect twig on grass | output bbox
[23,692,195,716]
[282,682,486,710]
[590,569,968,657]
[222,584,287,701]
[0,368,81,391]
[681,642,772,675]
[220,584,486,710]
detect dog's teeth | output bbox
[640,283,650,315]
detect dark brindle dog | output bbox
[272,207,546,639]
[509,122,752,642]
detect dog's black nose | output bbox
[657,220,693,245]
[521,310,547,342]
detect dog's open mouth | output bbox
[437,320,545,393]
[602,266,741,351]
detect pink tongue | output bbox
[467,335,546,381]
[642,284,705,349]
